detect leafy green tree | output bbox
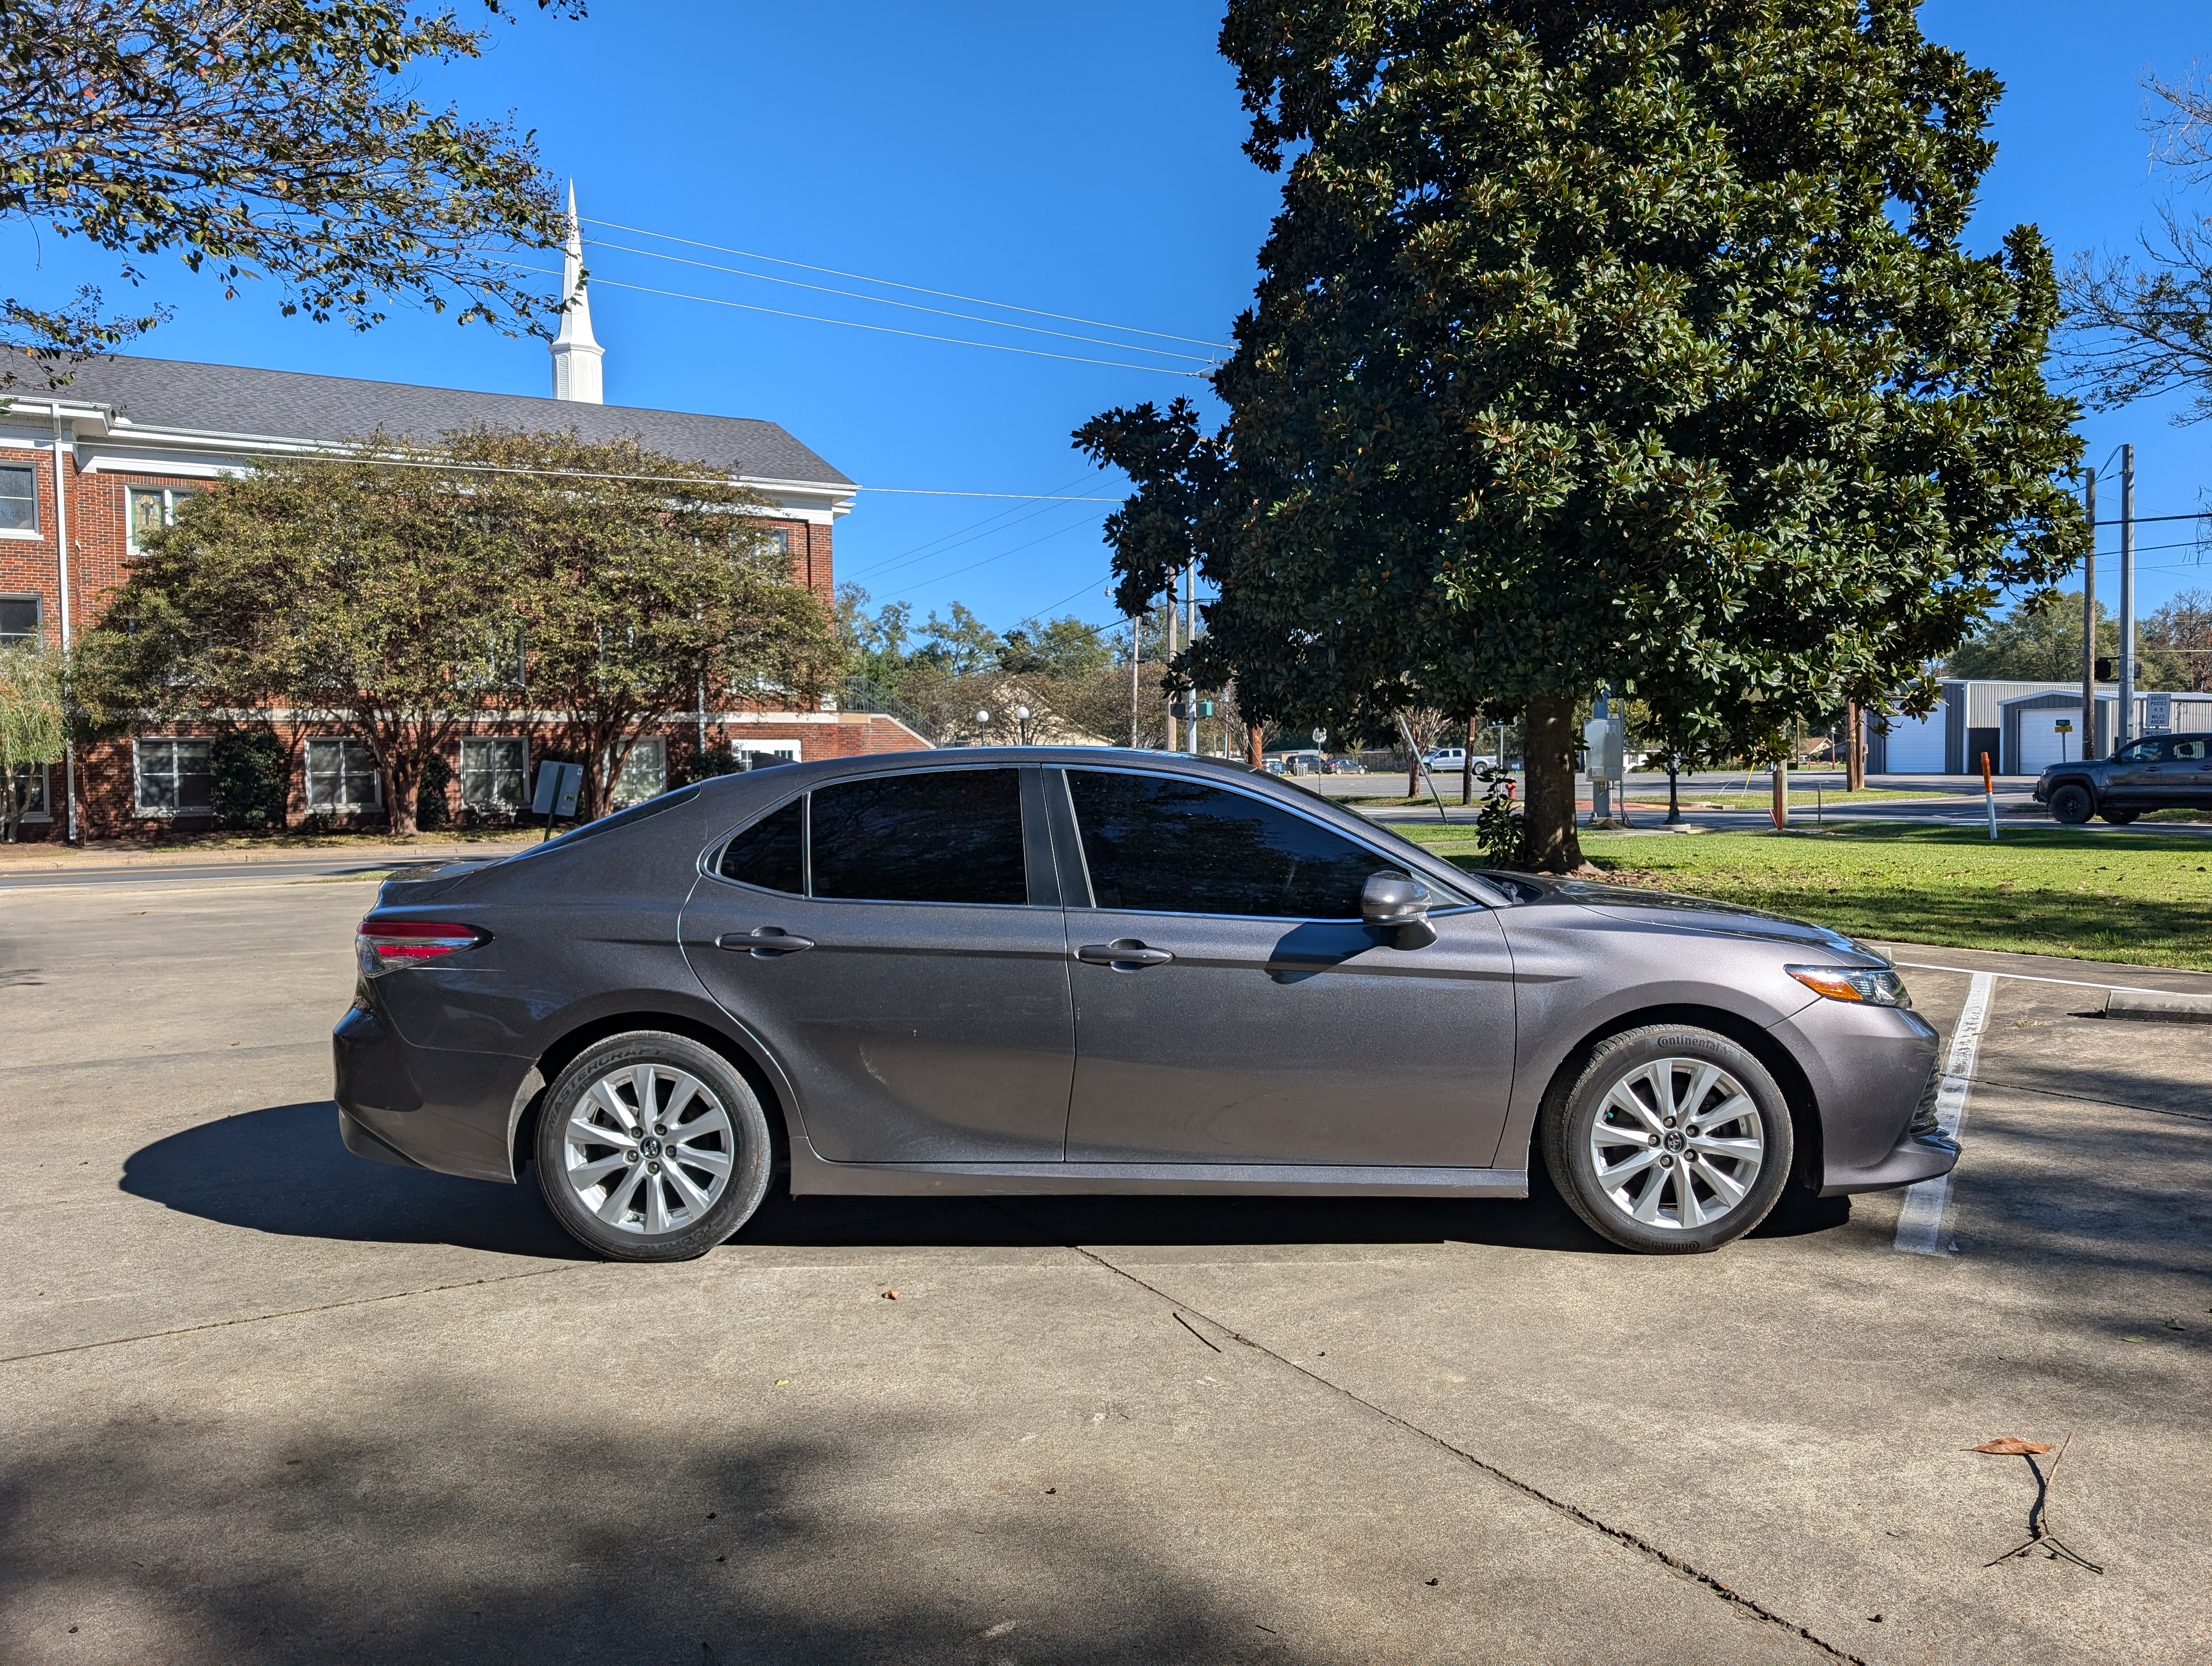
[1082,1,2085,870]
[0,640,64,841]
[78,427,843,832]
[1000,615,1113,679]
[2144,587,2212,693]
[499,431,843,819]
[0,0,580,380]
[210,728,290,830]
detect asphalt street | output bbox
[3,871,2208,1663]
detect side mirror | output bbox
[1362,870,1437,950]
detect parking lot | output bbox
[4,868,2209,1664]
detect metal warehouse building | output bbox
[1866,681,2212,776]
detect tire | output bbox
[1540,1026,1795,1254]
[535,1031,774,1261]
[2100,808,2139,825]
[2048,783,2094,825]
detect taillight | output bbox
[357,919,488,976]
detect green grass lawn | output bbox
[1394,820,2212,970]
[1632,786,1941,810]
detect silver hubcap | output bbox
[563,1064,736,1235]
[1590,1058,1765,1232]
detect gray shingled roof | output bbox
[1,348,852,486]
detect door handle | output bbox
[1076,939,1174,969]
[718,927,816,957]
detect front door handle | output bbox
[1076,939,1174,970]
[718,927,816,957]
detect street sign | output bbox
[532,761,584,818]
[2147,692,2173,734]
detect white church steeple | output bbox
[550,182,605,403]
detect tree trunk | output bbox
[1462,715,1475,805]
[1845,700,1865,792]
[384,752,421,838]
[1247,722,1264,770]
[1520,695,1585,872]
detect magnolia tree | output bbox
[80,427,842,833]
[1081,0,2085,870]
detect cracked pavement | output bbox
[4,872,2208,1663]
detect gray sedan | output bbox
[335,748,1950,1260]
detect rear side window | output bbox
[809,769,1026,905]
[1068,770,1386,919]
[717,797,805,893]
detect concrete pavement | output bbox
[4,874,2208,1663]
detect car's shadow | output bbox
[122,1100,1851,1259]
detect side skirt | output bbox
[787,1138,1528,1199]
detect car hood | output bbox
[1488,873,1888,963]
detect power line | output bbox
[846,472,1105,583]
[857,487,1121,501]
[586,275,1208,377]
[256,451,1126,501]
[584,237,1220,364]
[583,216,1232,350]
[896,512,1109,595]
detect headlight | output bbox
[1786,964,1912,1007]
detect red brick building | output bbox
[2,310,926,840]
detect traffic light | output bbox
[2094,657,2114,681]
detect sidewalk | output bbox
[0,834,537,874]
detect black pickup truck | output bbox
[2033,733,2212,824]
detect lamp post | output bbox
[2081,466,2098,759]
[975,708,991,746]
[2118,444,2136,748]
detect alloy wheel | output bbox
[562,1063,736,1235]
[1588,1057,1766,1232]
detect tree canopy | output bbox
[79,427,841,832]
[1081,0,2086,868]
[0,0,580,381]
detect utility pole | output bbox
[1128,615,1140,748]
[2081,467,2098,759]
[1184,562,1198,755]
[2118,445,2136,748]
[1163,596,1178,752]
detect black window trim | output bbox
[700,762,1048,909]
[1050,762,1493,922]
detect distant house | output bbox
[0,195,926,839]
[1866,680,2212,775]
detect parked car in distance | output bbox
[1325,755,1367,774]
[337,749,1951,1263]
[2033,732,2212,824]
[1269,749,1327,776]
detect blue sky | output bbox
[4,1,2206,632]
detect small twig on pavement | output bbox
[1983,1433,2103,1574]
[1172,1311,1222,1353]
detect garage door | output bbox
[1883,711,1947,773]
[2016,708,2081,773]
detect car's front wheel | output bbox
[1541,1026,1795,1254]
[2049,782,2094,824]
[536,1031,774,1261]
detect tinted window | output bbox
[810,769,1026,905]
[718,797,805,893]
[1069,771,1388,919]
[2117,740,2161,762]
[2172,738,2208,761]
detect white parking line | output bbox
[1891,959,2197,997]
[1894,971,1996,1255]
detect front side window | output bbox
[612,736,667,807]
[0,464,37,533]
[2117,739,2162,764]
[305,738,382,811]
[0,595,38,643]
[1068,770,1390,919]
[809,768,1026,905]
[126,485,196,552]
[134,739,213,813]
[459,737,527,811]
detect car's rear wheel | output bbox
[1541,1026,1795,1254]
[2049,782,2094,824]
[535,1031,773,1261]
[2101,807,2139,825]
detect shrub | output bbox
[210,731,289,831]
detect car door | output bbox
[1054,766,1516,1168]
[2103,738,2165,806]
[681,764,1074,1163]
[2151,736,2211,804]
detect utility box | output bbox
[1583,717,1624,781]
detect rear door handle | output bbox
[718,927,816,957]
[1076,939,1174,969]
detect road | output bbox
[3,868,2208,1662]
